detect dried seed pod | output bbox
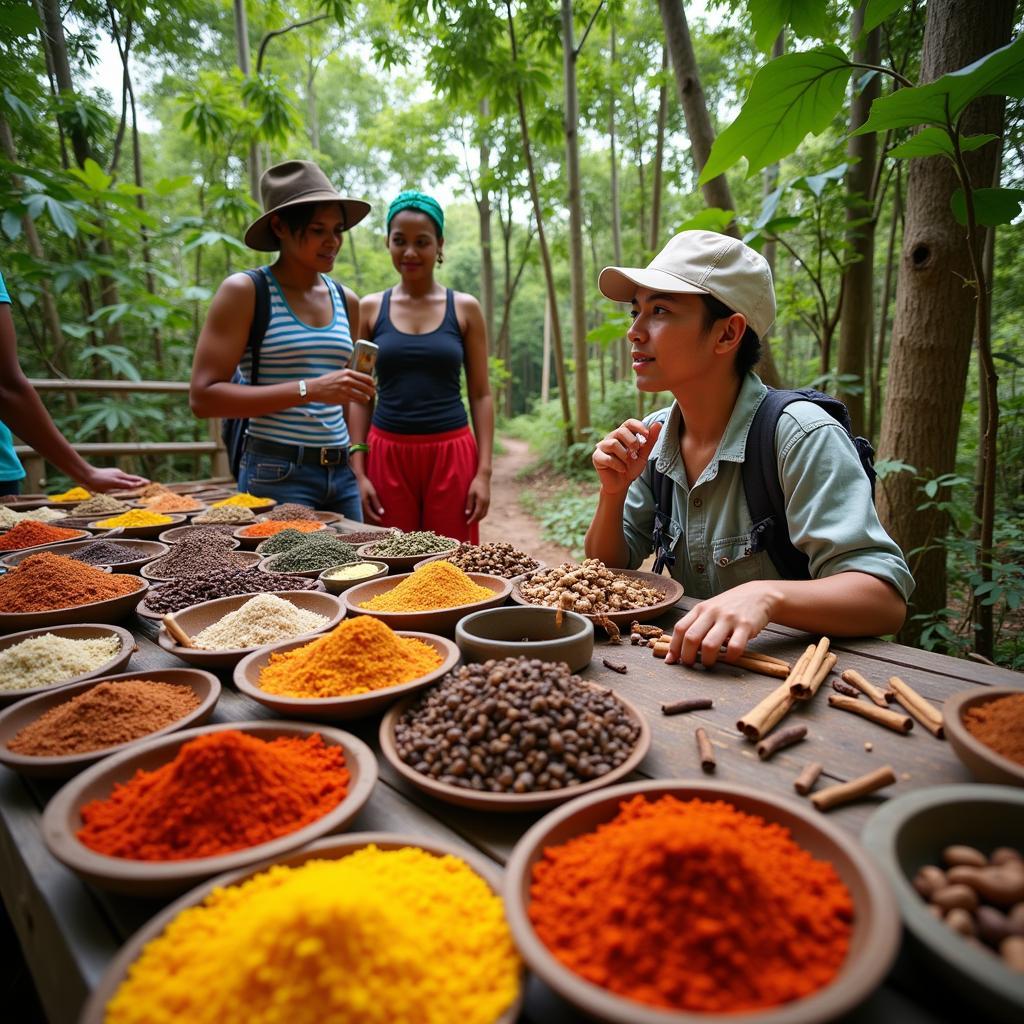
[913,865,947,899]
[992,847,1024,866]
[943,845,988,868]
[932,884,979,912]
[945,907,976,937]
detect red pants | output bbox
[367,425,480,543]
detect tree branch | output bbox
[257,13,331,74]
[574,1,604,59]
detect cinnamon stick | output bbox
[601,658,628,674]
[888,676,945,738]
[736,644,814,740]
[696,728,716,772]
[162,613,194,649]
[789,637,830,697]
[757,724,807,760]
[652,642,791,679]
[799,652,838,699]
[794,762,823,796]
[832,677,861,699]
[810,765,896,812]
[841,668,889,708]
[828,693,914,734]
[661,697,713,716]
[734,649,792,669]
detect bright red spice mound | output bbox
[239,519,324,538]
[0,520,82,550]
[77,730,349,860]
[529,795,853,1013]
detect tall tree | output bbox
[233,0,259,201]
[478,98,497,352]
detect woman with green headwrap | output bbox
[349,190,493,542]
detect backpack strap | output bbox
[644,410,675,576]
[242,268,271,385]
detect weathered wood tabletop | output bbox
[2,598,1021,1024]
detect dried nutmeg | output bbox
[932,884,979,912]
[992,847,1024,866]
[946,865,1024,908]
[912,865,947,899]
[945,907,976,937]
[943,845,988,868]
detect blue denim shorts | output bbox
[238,450,362,520]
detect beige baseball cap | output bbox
[598,229,776,338]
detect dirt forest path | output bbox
[478,436,575,566]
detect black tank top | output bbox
[370,288,469,434]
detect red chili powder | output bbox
[0,552,141,612]
[0,520,83,550]
[239,520,324,538]
[964,693,1024,766]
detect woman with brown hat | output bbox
[190,160,375,518]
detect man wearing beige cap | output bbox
[585,230,912,667]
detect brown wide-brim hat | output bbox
[244,160,371,251]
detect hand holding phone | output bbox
[350,340,378,376]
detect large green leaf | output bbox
[24,193,78,237]
[795,162,848,197]
[748,0,832,52]
[69,158,112,193]
[857,35,1024,135]
[675,208,736,233]
[950,187,1024,226]
[699,46,851,184]
[887,127,998,160]
[0,2,40,37]
[863,0,906,34]
[1,207,22,241]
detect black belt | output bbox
[244,436,349,467]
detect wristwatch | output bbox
[298,379,307,400]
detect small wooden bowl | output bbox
[944,687,1024,787]
[414,553,547,584]
[156,590,345,669]
[0,624,136,708]
[255,509,342,525]
[259,548,364,580]
[318,560,389,594]
[41,720,378,897]
[455,607,594,673]
[511,567,684,626]
[233,521,327,551]
[210,496,276,513]
[86,514,186,539]
[506,780,901,1024]
[380,683,649,813]
[343,572,512,636]
[0,527,90,555]
[140,549,262,583]
[0,668,220,778]
[2,538,150,571]
[235,630,460,720]
[136,579,326,623]
[158,524,241,546]
[0,575,148,634]
[79,832,523,1024]
[356,539,459,573]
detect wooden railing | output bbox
[14,379,231,491]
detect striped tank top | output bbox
[238,268,352,447]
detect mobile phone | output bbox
[350,340,379,376]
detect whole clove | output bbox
[602,658,628,675]
[757,724,808,761]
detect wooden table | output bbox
[2,598,1021,1024]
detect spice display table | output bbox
[1,597,1021,1024]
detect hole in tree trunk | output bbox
[911,244,931,268]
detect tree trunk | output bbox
[234,0,260,201]
[561,0,590,434]
[836,7,880,435]
[877,0,1013,647]
[658,0,737,234]
[478,99,497,353]
[609,25,625,381]
[648,46,668,256]
[541,297,552,404]
[307,59,320,151]
[871,164,901,442]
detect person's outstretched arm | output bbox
[460,295,494,526]
[0,303,148,492]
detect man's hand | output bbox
[592,419,663,496]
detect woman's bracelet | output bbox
[349,443,370,454]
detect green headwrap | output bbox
[386,190,444,237]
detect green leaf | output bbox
[888,127,998,160]
[795,162,848,197]
[749,1,831,52]
[857,35,1024,135]
[950,187,1024,227]
[2,88,34,123]
[24,193,78,237]
[675,208,736,233]
[1,208,22,241]
[182,230,247,254]
[69,158,113,193]
[0,3,40,36]
[863,0,906,34]
[700,46,851,184]
[153,175,193,197]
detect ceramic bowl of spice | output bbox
[258,533,362,577]
[87,511,186,539]
[156,590,346,669]
[80,832,523,1024]
[862,784,1024,1021]
[380,656,649,812]
[0,668,220,778]
[256,503,343,525]
[455,607,594,673]
[505,779,901,1024]
[210,492,277,513]
[415,541,544,582]
[140,547,262,583]
[943,687,1024,787]
[234,617,460,721]
[1,538,168,574]
[0,553,149,633]
[0,519,91,553]
[356,531,459,573]
[319,559,389,594]
[0,624,136,707]
[41,720,378,897]
[157,523,241,546]
[344,563,513,636]
[233,519,327,550]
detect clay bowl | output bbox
[210,496,276,513]
[136,579,326,623]
[511,567,685,627]
[505,780,901,1024]
[2,538,167,574]
[455,607,595,673]
[156,590,346,670]
[356,539,459,574]
[86,514,186,539]
[318,560,389,594]
[134,500,209,518]
[233,521,327,551]
[862,784,1024,1021]
[343,571,512,636]
[380,682,650,813]
[235,631,460,720]
[0,624,136,708]
[0,575,148,634]
[79,831,524,1024]
[41,720,378,897]
[943,687,1024,787]
[259,549,363,580]
[0,526,90,555]
[158,524,241,546]
[140,549,262,583]
[0,668,220,779]
[255,509,342,525]
[414,552,547,585]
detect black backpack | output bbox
[649,388,876,579]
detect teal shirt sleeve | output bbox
[0,270,10,305]
[776,403,915,600]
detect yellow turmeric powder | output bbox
[360,559,494,612]
[212,492,271,508]
[95,509,174,528]
[103,845,522,1024]
[48,486,92,502]
[258,616,443,697]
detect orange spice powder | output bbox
[239,520,324,538]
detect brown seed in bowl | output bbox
[945,907,976,937]
[1001,935,1024,972]
[912,865,947,899]
[943,844,988,868]
[932,884,979,912]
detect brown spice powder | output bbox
[964,693,1024,766]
